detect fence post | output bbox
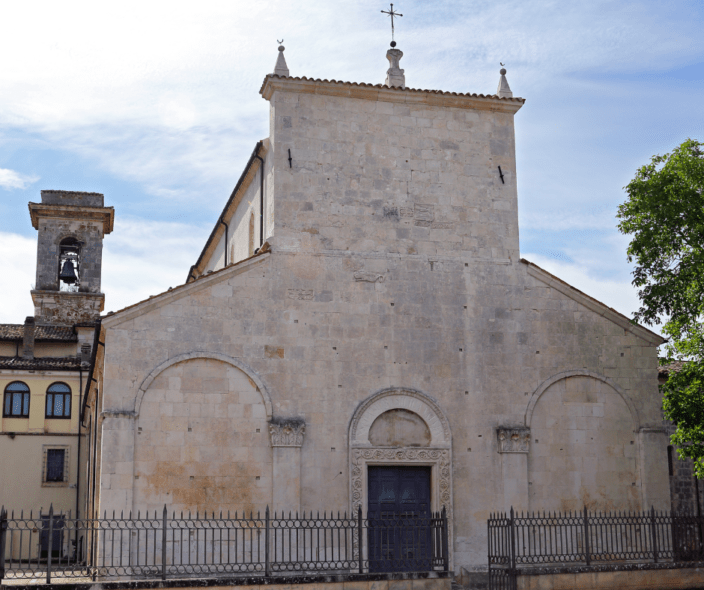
[509,507,516,573]
[651,506,659,563]
[265,506,270,577]
[357,506,363,574]
[161,505,167,581]
[441,506,449,572]
[0,506,7,583]
[583,506,591,566]
[46,504,54,585]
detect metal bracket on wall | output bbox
[498,166,505,184]
[288,149,292,168]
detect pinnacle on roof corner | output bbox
[273,41,289,77]
[497,65,513,98]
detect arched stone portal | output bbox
[348,388,453,568]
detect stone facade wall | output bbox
[133,357,272,515]
[98,249,667,570]
[267,83,520,262]
[97,81,668,572]
[529,375,640,512]
[664,419,704,514]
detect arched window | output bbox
[58,237,81,292]
[3,381,30,417]
[46,382,71,418]
[248,211,255,257]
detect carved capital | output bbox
[497,427,530,454]
[269,418,306,447]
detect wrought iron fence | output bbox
[0,505,448,583]
[488,507,704,590]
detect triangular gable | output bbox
[102,251,270,328]
[521,258,665,346]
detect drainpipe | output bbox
[219,220,229,267]
[75,366,82,556]
[254,155,265,249]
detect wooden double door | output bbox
[367,466,432,572]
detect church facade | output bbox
[89,48,668,571]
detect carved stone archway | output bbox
[348,388,453,568]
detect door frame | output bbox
[348,388,453,570]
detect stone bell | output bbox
[59,259,78,284]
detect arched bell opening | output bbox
[58,237,82,292]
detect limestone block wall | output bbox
[265,81,521,262]
[528,375,640,512]
[97,249,667,571]
[133,357,272,515]
[35,217,105,293]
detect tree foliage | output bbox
[617,138,704,477]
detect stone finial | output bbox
[497,66,513,98]
[385,47,405,89]
[273,42,289,77]
[269,418,305,447]
[497,427,530,453]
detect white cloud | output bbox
[0,0,700,204]
[101,217,208,314]
[0,232,37,323]
[0,168,39,190]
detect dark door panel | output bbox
[368,466,431,572]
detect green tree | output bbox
[617,138,704,477]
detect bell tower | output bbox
[28,190,114,325]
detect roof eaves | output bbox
[259,74,526,103]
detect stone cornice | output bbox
[28,203,115,234]
[260,75,525,114]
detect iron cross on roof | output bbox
[381,3,403,45]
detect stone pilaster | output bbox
[269,419,305,513]
[497,427,530,513]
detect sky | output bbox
[1,0,703,333]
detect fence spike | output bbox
[22,509,25,519]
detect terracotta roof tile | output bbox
[259,74,526,103]
[0,356,82,371]
[0,324,77,342]
[659,359,687,378]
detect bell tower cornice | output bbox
[28,202,115,234]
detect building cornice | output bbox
[260,75,525,113]
[28,203,115,234]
